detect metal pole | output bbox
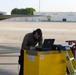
[39,0,40,12]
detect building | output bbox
[2,12,76,22]
[34,12,76,22]
[0,11,6,15]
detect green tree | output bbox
[25,8,35,15]
[11,8,19,14]
[11,8,36,15]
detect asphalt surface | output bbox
[0,21,76,75]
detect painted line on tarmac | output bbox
[0,28,76,32]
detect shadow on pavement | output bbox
[0,45,20,54]
[0,69,17,75]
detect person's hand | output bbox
[30,46,35,50]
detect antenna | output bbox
[39,0,40,12]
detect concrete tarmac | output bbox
[0,21,76,75]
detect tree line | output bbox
[11,8,36,15]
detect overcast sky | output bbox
[0,0,76,14]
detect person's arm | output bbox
[21,34,30,50]
[38,36,43,47]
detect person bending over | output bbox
[18,28,43,75]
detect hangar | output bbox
[2,12,76,22]
[34,12,76,22]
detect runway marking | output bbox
[0,28,76,32]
